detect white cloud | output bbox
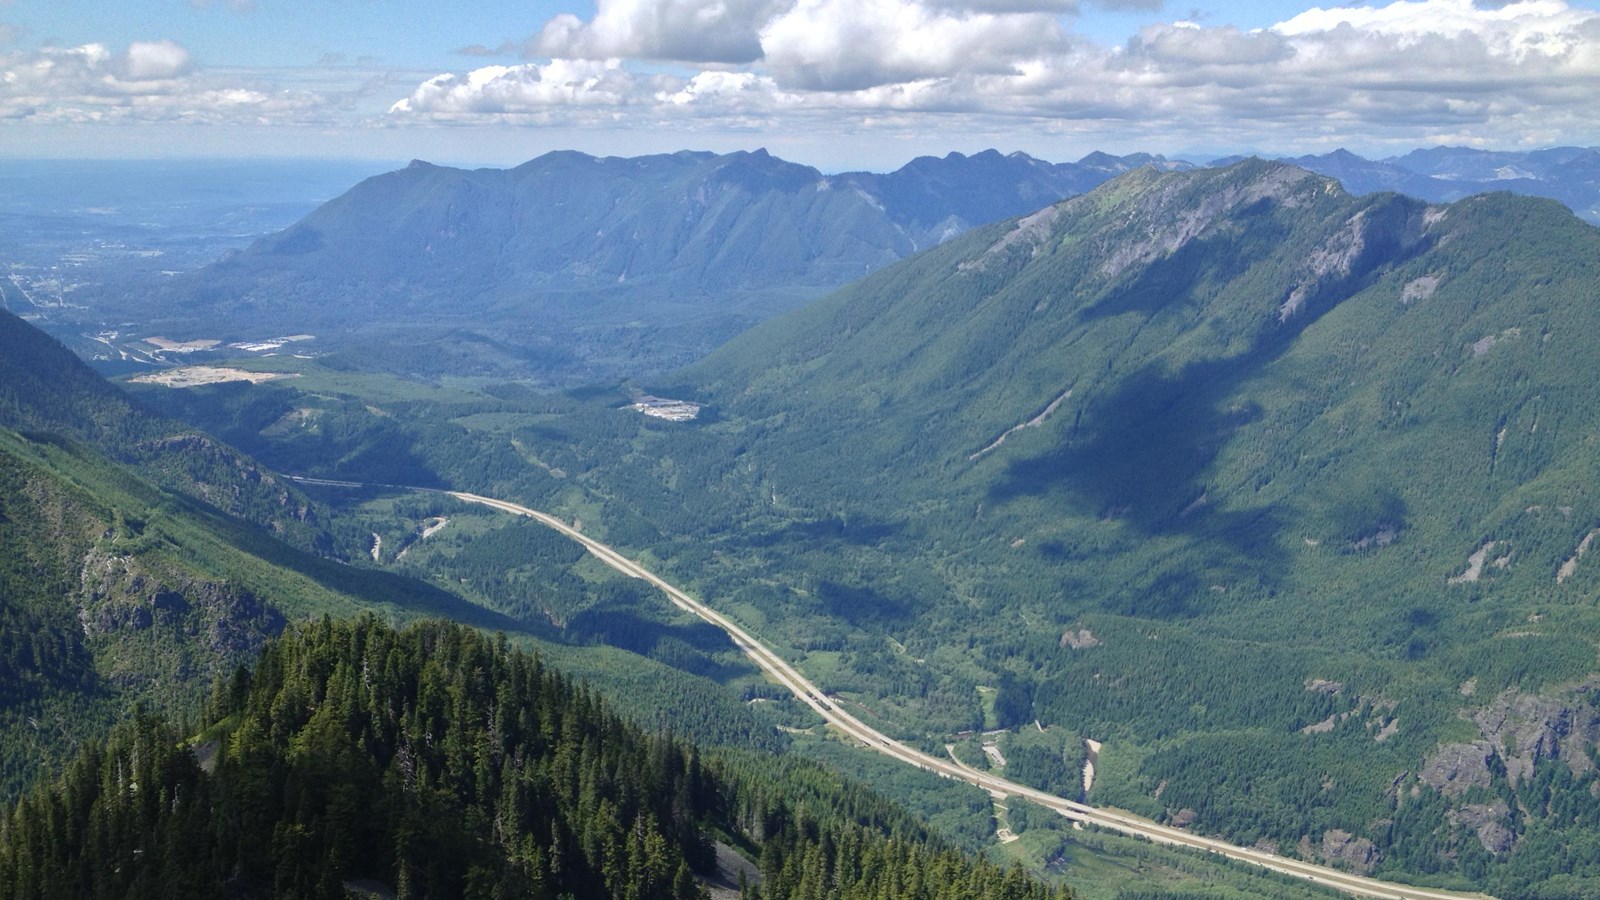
[13,0,1600,158]
[0,40,337,124]
[533,0,783,63]
[390,60,668,120]
[1127,22,1292,67]
[388,0,1600,154]
[125,40,193,80]
[924,0,1081,11]
[760,0,1068,89]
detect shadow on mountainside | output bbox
[988,194,1435,609]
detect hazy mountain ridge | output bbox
[1276,145,1600,222]
[58,145,1598,385]
[98,148,1182,382]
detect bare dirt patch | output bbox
[1558,528,1600,584]
[1401,274,1442,303]
[129,366,297,388]
[143,336,222,352]
[1448,541,1497,584]
[1060,627,1101,650]
[1082,738,1102,796]
[971,390,1072,460]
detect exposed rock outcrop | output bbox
[1419,741,1497,798]
[78,548,285,686]
[1450,800,1516,855]
[1474,684,1600,784]
[1320,829,1381,875]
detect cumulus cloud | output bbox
[0,39,336,124]
[389,60,674,121]
[760,0,1068,89]
[125,40,193,80]
[533,0,784,63]
[19,0,1595,154]
[390,0,1600,152]
[1127,22,1292,67]
[923,0,1081,11]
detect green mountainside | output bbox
[0,309,339,554]
[420,159,1600,894]
[0,312,533,799]
[0,420,528,799]
[0,311,1088,897]
[0,616,1072,900]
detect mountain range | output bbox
[64,144,1597,387]
[16,143,1600,894]
[473,158,1600,895]
[1277,145,1600,223]
[0,307,1084,900]
[85,149,1184,382]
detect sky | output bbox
[2,0,1599,170]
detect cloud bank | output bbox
[7,0,1598,156]
[386,0,1600,151]
[0,37,435,130]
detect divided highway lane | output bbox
[294,478,1490,900]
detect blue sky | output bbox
[3,0,1599,169]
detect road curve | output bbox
[295,477,1490,900]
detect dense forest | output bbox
[0,617,1074,900]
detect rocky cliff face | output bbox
[1419,681,1600,855]
[79,547,284,689]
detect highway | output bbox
[292,477,1491,900]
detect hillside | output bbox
[0,616,1073,900]
[0,309,338,554]
[87,149,1177,383]
[472,160,1600,894]
[0,312,538,799]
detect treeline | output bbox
[0,617,1074,900]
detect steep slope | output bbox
[0,616,1074,900]
[0,313,525,800]
[98,149,1164,382]
[0,309,334,553]
[533,160,1600,892]
[833,149,1187,248]
[0,424,522,799]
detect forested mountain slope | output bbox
[95,149,1175,382]
[0,617,1073,900]
[0,309,335,553]
[513,159,1600,894]
[0,421,526,799]
[0,313,529,801]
